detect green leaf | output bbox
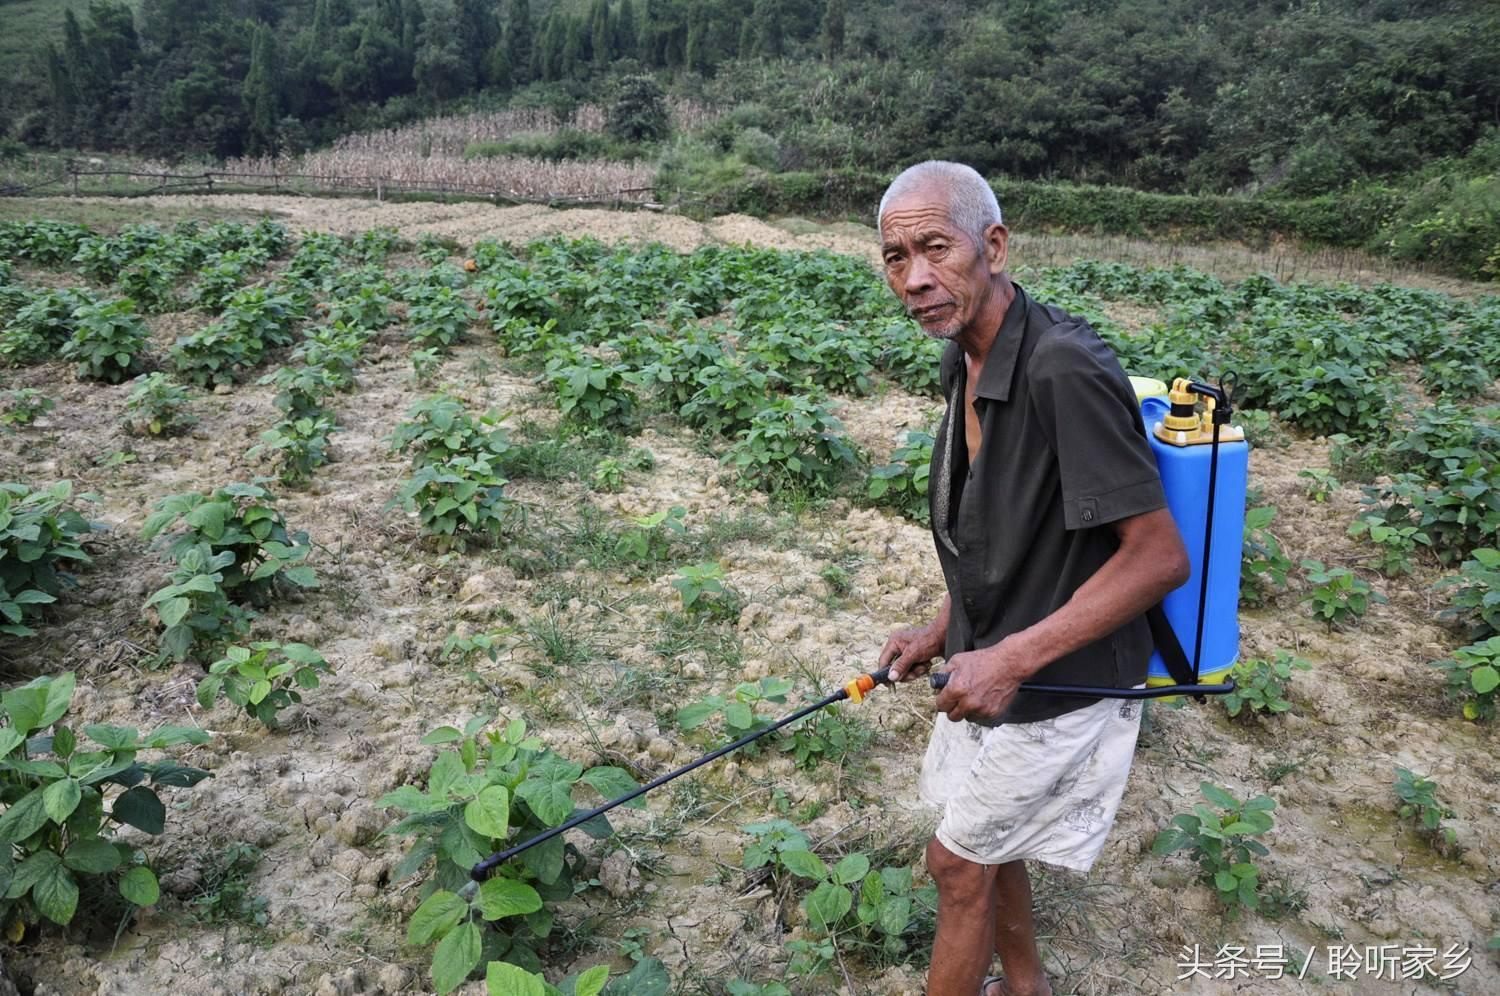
[779,849,828,881]
[675,700,719,730]
[878,895,913,936]
[0,788,49,845]
[517,777,575,827]
[118,865,160,906]
[601,958,669,996]
[1214,869,1237,892]
[478,877,543,921]
[1199,782,1240,810]
[804,882,853,932]
[573,965,610,996]
[39,673,75,729]
[63,838,122,874]
[42,778,81,823]
[464,785,510,839]
[32,861,78,925]
[111,785,166,834]
[408,890,468,946]
[432,920,482,995]
[1471,665,1499,694]
[833,853,870,886]
[579,767,644,809]
[486,961,548,996]
[723,701,754,729]
[422,726,464,745]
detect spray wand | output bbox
[470,667,897,882]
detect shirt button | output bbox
[1083,509,1095,522]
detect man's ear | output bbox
[984,223,1009,275]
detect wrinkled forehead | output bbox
[879,187,961,244]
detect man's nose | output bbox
[903,254,936,297]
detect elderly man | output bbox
[876,161,1190,996]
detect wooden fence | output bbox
[2,162,662,210]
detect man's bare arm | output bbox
[934,506,1190,722]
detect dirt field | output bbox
[0,195,1496,996]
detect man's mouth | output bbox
[913,303,953,322]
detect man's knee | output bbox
[927,836,997,901]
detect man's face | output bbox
[879,188,1002,341]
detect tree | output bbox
[590,0,611,65]
[606,73,667,142]
[242,22,282,155]
[614,0,638,62]
[820,0,845,60]
[562,14,587,76]
[753,0,783,59]
[504,0,534,84]
[414,0,475,100]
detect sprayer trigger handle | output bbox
[929,672,949,691]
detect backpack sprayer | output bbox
[472,374,1248,878]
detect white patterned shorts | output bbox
[917,689,1145,873]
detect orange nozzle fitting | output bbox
[844,673,878,704]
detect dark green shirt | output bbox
[929,283,1167,725]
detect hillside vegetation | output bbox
[1,0,1498,276]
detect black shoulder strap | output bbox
[1145,602,1197,688]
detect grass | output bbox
[0,194,274,231]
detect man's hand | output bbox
[878,622,945,683]
[933,638,1027,723]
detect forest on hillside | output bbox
[3,0,1498,200]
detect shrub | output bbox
[218,286,302,349]
[169,321,266,387]
[0,481,93,638]
[388,394,511,468]
[260,364,340,420]
[1393,767,1457,850]
[544,352,640,432]
[1151,782,1276,918]
[393,455,523,550]
[142,482,317,608]
[1347,512,1431,577]
[867,430,933,524]
[198,642,332,729]
[677,677,795,745]
[680,355,782,437]
[58,298,149,383]
[0,672,211,931]
[248,415,338,486]
[380,717,642,992]
[1436,548,1500,639]
[670,562,741,620]
[1299,560,1383,627]
[407,285,478,351]
[291,323,368,390]
[1,289,93,365]
[143,546,253,663]
[1223,652,1310,720]
[723,396,861,495]
[1,388,53,428]
[124,373,195,436]
[1431,635,1500,722]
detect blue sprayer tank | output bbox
[1134,378,1248,688]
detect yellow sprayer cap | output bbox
[1129,376,1169,403]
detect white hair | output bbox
[877,161,1003,248]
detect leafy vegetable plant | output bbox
[1431,635,1500,721]
[0,673,211,932]
[1223,652,1310,720]
[1393,767,1457,850]
[380,716,642,992]
[1151,781,1276,918]
[1300,559,1384,627]
[198,642,331,729]
[124,373,195,436]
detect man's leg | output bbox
[925,837,998,996]
[990,860,1051,995]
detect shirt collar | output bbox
[973,282,1030,403]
